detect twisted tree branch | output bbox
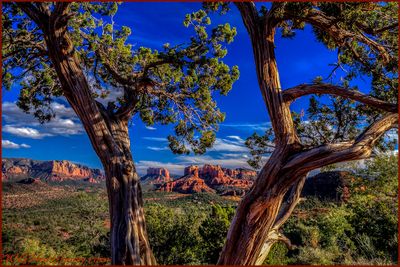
[282,83,397,113]
[284,113,398,174]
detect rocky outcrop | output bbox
[84,177,100,184]
[7,166,27,175]
[2,158,104,183]
[200,164,225,181]
[147,168,170,180]
[234,168,258,180]
[200,165,257,181]
[158,174,214,194]
[184,165,199,176]
[302,171,352,202]
[141,167,171,185]
[157,164,256,195]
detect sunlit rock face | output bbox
[2,158,104,183]
[156,164,257,195]
[141,167,171,185]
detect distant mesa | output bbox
[2,158,355,201]
[160,174,215,194]
[155,164,257,195]
[141,167,171,185]
[2,158,105,183]
[145,166,356,201]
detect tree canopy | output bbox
[2,2,239,154]
[227,2,399,168]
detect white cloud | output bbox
[136,151,256,176]
[143,136,247,153]
[143,137,168,142]
[136,156,251,176]
[210,138,248,152]
[49,102,77,118]
[2,139,30,149]
[226,135,244,142]
[45,119,84,135]
[147,146,169,151]
[2,101,84,138]
[3,125,52,139]
[145,126,157,130]
[95,88,124,105]
[2,101,77,123]
[221,122,271,132]
[136,160,186,175]
[179,154,250,169]
[220,153,249,159]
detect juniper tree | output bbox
[2,3,239,264]
[204,2,398,265]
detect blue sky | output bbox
[2,3,374,175]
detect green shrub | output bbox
[199,205,235,264]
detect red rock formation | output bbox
[44,161,104,182]
[2,165,28,180]
[224,168,239,178]
[184,165,199,176]
[236,169,257,180]
[223,168,257,180]
[200,164,225,181]
[147,168,170,180]
[50,160,92,179]
[156,164,255,195]
[84,177,100,184]
[158,174,214,193]
[7,166,27,175]
[2,158,105,183]
[141,167,171,185]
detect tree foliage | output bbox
[2,3,239,154]
[234,2,399,167]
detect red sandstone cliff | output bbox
[158,174,214,194]
[2,158,104,183]
[157,164,257,194]
[141,167,171,185]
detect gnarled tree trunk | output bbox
[103,121,156,265]
[48,35,156,265]
[217,149,303,265]
[218,3,398,265]
[16,4,157,264]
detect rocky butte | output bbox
[140,167,171,185]
[156,164,257,195]
[2,158,104,183]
